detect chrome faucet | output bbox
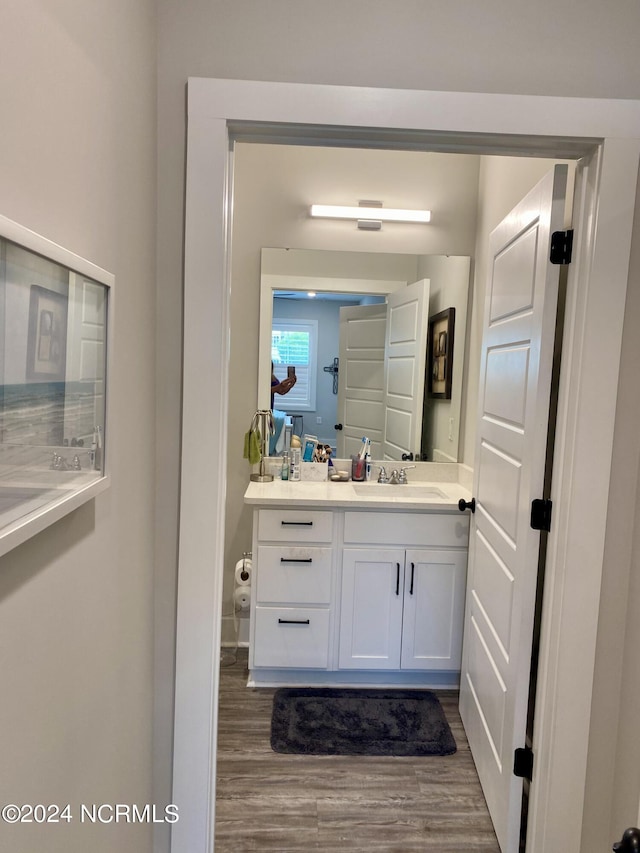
[377,466,390,484]
[378,465,415,484]
[397,465,416,484]
[388,465,416,484]
[50,453,70,471]
[50,450,93,471]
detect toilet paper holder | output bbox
[234,552,252,586]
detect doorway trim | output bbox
[172,78,640,853]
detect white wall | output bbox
[586,164,640,849]
[417,255,471,463]
[0,4,157,853]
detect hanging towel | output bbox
[243,429,261,465]
[269,409,287,456]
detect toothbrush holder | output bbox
[350,454,366,482]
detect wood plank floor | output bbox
[215,650,500,852]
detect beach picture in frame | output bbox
[428,307,455,399]
[26,285,68,381]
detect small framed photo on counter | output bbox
[428,307,455,399]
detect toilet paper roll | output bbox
[233,586,251,612]
[234,559,252,586]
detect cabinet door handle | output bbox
[281,521,313,526]
[396,563,401,596]
[280,558,313,564]
[278,618,310,625]
[410,562,415,595]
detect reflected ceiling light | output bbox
[307,291,316,298]
[310,202,431,228]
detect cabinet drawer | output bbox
[343,511,468,548]
[257,509,333,543]
[256,546,332,604]
[253,607,330,669]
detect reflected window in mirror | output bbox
[271,318,317,411]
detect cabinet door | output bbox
[401,549,467,671]
[339,548,404,669]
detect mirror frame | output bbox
[0,213,113,557]
[259,248,471,461]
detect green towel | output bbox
[243,429,261,465]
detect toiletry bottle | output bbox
[281,452,289,480]
[290,448,301,481]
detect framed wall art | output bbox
[428,307,455,399]
[26,284,69,382]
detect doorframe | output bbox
[172,78,640,853]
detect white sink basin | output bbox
[0,486,50,512]
[352,483,447,499]
[2,469,99,487]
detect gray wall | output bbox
[0,4,157,853]
[156,5,640,853]
[2,4,638,853]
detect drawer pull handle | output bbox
[281,521,314,526]
[396,563,401,596]
[280,558,313,564]
[278,618,310,625]
[410,562,415,595]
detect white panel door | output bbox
[338,548,404,669]
[382,279,430,460]
[459,166,568,853]
[63,272,107,446]
[401,548,468,671]
[337,303,387,458]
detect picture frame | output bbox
[26,285,68,382]
[428,307,455,399]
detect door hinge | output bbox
[550,229,573,264]
[514,746,534,781]
[531,498,552,532]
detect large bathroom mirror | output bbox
[0,215,112,555]
[258,248,470,462]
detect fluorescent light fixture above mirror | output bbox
[310,204,431,224]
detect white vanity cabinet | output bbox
[249,508,335,670]
[338,511,469,672]
[245,480,472,687]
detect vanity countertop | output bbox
[244,477,473,511]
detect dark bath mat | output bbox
[271,687,456,756]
